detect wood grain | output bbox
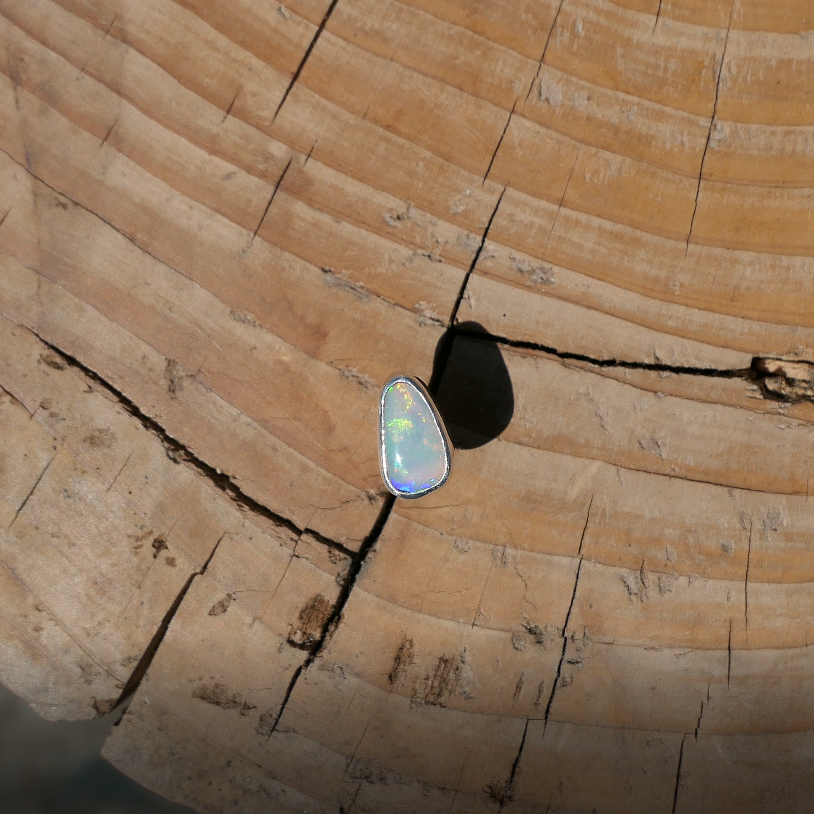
[1,0,814,811]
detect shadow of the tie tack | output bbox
[427,321,514,450]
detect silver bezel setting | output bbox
[378,375,453,499]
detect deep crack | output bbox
[28,331,356,558]
[499,717,530,809]
[429,188,506,394]
[543,558,582,727]
[672,735,686,814]
[541,525,586,736]
[273,0,341,122]
[577,496,593,558]
[483,101,516,185]
[263,176,509,742]
[266,493,396,738]
[114,532,226,708]
[26,332,366,710]
[453,327,807,398]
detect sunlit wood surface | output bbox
[2,0,814,811]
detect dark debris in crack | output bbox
[266,492,396,737]
[455,326,814,404]
[31,332,356,557]
[752,358,814,403]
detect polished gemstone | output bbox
[380,377,450,498]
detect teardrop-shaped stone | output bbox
[380,377,450,498]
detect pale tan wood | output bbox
[549,641,727,731]
[458,271,756,368]
[703,646,814,735]
[37,0,506,231]
[0,318,302,719]
[719,31,814,126]
[509,721,683,814]
[489,192,814,329]
[704,120,814,186]
[676,731,814,812]
[733,0,814,33]
[320,0,539,110]
[527,64,709,177]
[571,363,814,425]
[398,0,560,61]
[2,0,814,811]
[659,0,732,28]
[0,195,381,544]
[461,246,814,362]
[544,0,725,118]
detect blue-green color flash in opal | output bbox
[382,380,448,497]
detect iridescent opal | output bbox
[380,377,450,498]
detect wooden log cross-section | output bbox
[2,0,814,811]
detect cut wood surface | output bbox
[1,0,814,811]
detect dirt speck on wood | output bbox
[288,594,333,649]
[192,681,257,716]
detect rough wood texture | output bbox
[1,0,813,811]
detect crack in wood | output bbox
[105,450,133,495]
[653,0,664,33]
[304,138,318,166]
[340,780,363,814]
[113,531,227,708]
[221,90,239,124]
[252,157,292,241]
[694,700,704,739]
[266,493,396,739]
[525,0,566,103]
[272,0,342,123]
[545,145,581,251]
[7,454,55,531]
[429,187,506,394]
[483,100,516,185]
[745,516,753,632]
[577,495,593,558]
[100,117,117,149]
[115,578,192,706]
[672,735,686,814]
[498,716,529,809]
[543,553,584,731]
[103,14,118,40]
[27,333,354,558]
[685,0,734,256]
[727,618,733,688]
[454,326,762,380]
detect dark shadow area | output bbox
[429,321,514,450]
[0,681,193,814]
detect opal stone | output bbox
[380,377,450,498]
